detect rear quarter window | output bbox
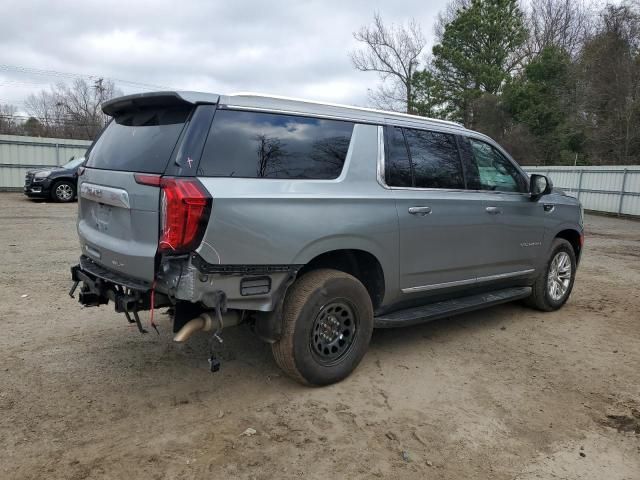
[198,110,354,179]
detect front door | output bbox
[459,136,546,280]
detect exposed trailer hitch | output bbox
[70,263,164,335]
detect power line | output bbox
[0,63,174,91]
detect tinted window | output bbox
[385,126,413,187]
[87,107,191,173]
[468,139,526,192]
[199,110,354,179]
[404,128,464,189]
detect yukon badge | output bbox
[520,241,542,248]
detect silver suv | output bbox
[70,91,583,385]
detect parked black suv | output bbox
[24,157,85,202]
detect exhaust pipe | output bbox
[173,310,241,343]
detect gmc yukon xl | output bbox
[70,91,584,385]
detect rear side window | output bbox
[404,128,464,189]
[198,110,354,179]
[87,107,191,173]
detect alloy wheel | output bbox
[55,183,73,201]
[56,183,73,202]
[547,251,572,301]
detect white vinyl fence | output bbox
[1,134,639,216]
[0,134,91,190]
[525,165,640,217]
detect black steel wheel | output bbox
[272,269,373,386]
[310,300,358,366]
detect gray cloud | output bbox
[0,0,449,109]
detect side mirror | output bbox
[530,174,553,201]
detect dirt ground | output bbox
[0,192,639,480]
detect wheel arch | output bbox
[254,247,387,344]
[554,228,583,263]
[297,248,386,311]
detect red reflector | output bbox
[159,178,211,254]
[579,233,585,247]
[134,173,162,186]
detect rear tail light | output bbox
[159,178,211,254]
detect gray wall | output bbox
[0,134,91,190]
[526,165,640,217]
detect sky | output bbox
[0,0,451,112]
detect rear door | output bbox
[388,126,485,292]
[78,103,193,282]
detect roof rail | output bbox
[228,92,465,128]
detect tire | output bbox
[271,269,374,386]
[51,180,76,203]
[525,238,577,311]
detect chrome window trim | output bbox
[376,125,531,197]
[401,269,535,294]
[376,125,531,198]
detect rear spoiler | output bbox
[102,91,220,116]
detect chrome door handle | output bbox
[408,206,432,216]
[485,206,502,215]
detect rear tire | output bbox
[271,269,374,386]
[525,238,577,311]
[51,180,75,203]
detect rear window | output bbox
[198,110,354,179]
[86,107,191,173]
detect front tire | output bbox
[525,238,577,311]
[271,269,374,386]
[51,180,76,203]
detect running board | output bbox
[374,287,532,328]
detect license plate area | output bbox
[92,203,113,232]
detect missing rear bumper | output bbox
[70,257,165,312]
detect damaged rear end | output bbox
[70,92,235,343]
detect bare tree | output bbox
[24,78,121,139]
[23,88,67,136]
[56,78,118,138]
[0,104,19,134]
[350,13,426,113]
[527,0,592,57]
